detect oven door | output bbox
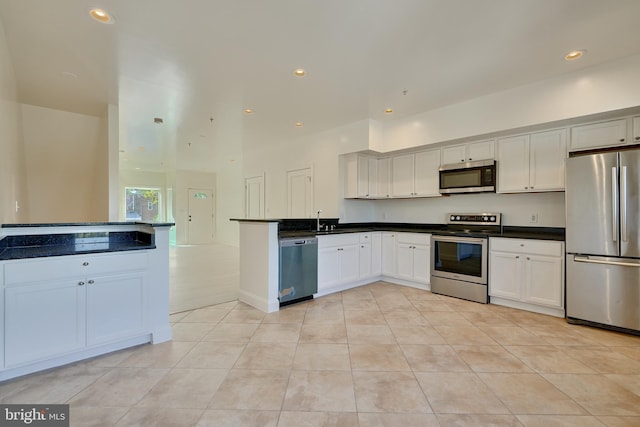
[431,235,487,284]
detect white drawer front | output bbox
[318,234,359,248]
[396,232,431,246]
[490,238,563,256]
[4,251,148,285]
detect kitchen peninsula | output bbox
[0,222,174,381]
[233,218,564,316]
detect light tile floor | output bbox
[2,281,640,426]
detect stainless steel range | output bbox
[430,213,501,303]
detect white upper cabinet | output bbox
[497,135,530,193]
[633,117,640,144]
[391,154,415,197]
[391,149,441,197]
[497,129,566,193]
[569,118,628,152]
[376,157,391,199]
[344,155,388,199]
[441,140,495,165]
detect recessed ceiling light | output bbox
[89,8,114,24]
[243,109,254,114]
[565,49,586,61]
[153,117,163,124]
[295,122,304,127]
[294,68,306,77]
[384,108,394,114]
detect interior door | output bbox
[566,152,619,256]
[187,188,215,244]
[287,168,313,218]
[620,150,640,257]
[245,175,265,219]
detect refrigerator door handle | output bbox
[612,167,618,243]
[574,255,640,268]
[621,165,628,242]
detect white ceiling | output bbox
[2,0,640,172]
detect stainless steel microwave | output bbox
[439,159,496,194]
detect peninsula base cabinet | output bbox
[1,249,169,381]
[489,238,565,317]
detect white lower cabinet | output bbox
[489,237,564,316]
[381,232,397,277]
[395,233,430,284]
[317,234,360,292]
[3,252,148,368]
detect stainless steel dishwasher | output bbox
[278,237,318,306]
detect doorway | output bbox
[187,188,215,244]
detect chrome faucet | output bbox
[316,210,322,231]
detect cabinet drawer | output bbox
[396,232,431,246]
[318,234,359,248]
[490,238,563,256]
[4,251,148,285]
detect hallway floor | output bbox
[1,282,640,426]
[169,243,239,313]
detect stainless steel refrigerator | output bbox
[566,149,640,334]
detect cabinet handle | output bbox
[636,136,640,141]
[524,187,528,190]
[468,158,472,161]
[515,256,520,259]
[78,281,85,286]
[82,262,89,266]
[88,279,95,284]
[620,138,626,142]
[520,244,525,247]
[526,257,530,261]
[460,159,464,162]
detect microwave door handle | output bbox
[612,166,618,243]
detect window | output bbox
[125,187,162,222]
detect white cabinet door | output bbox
[86,273,145,346]
[377,158,391,198]
[318,247,340,291]
[371,232,382,276]
[412,244,430,284]
[339,244,360,284]
[442,144,467,164]
[359,243,372,279]
[529,129,566,191]
[391,154,415,197]
[524,255,563,308]
[497,135,530,193]
[396,242,414,281]
[367,157,378,198]
[488,251,522,300]
[5,280,86,367]
[414,149,441,197]
[382,232,397,276]
[570,119,628,152]
[468,140,495,162]
[633,117,640,144]
[357,155,371,198]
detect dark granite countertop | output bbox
[1,221,174,228]
[0,231,156,261]
[278,222,564,241]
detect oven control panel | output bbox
[447,213,501,225]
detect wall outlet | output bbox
[529,212,538,224]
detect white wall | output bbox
[381,54,640,152]
[21,104,108,223]
[0,19,28,224]
[372,192,566,228]
[243,119,373,223]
